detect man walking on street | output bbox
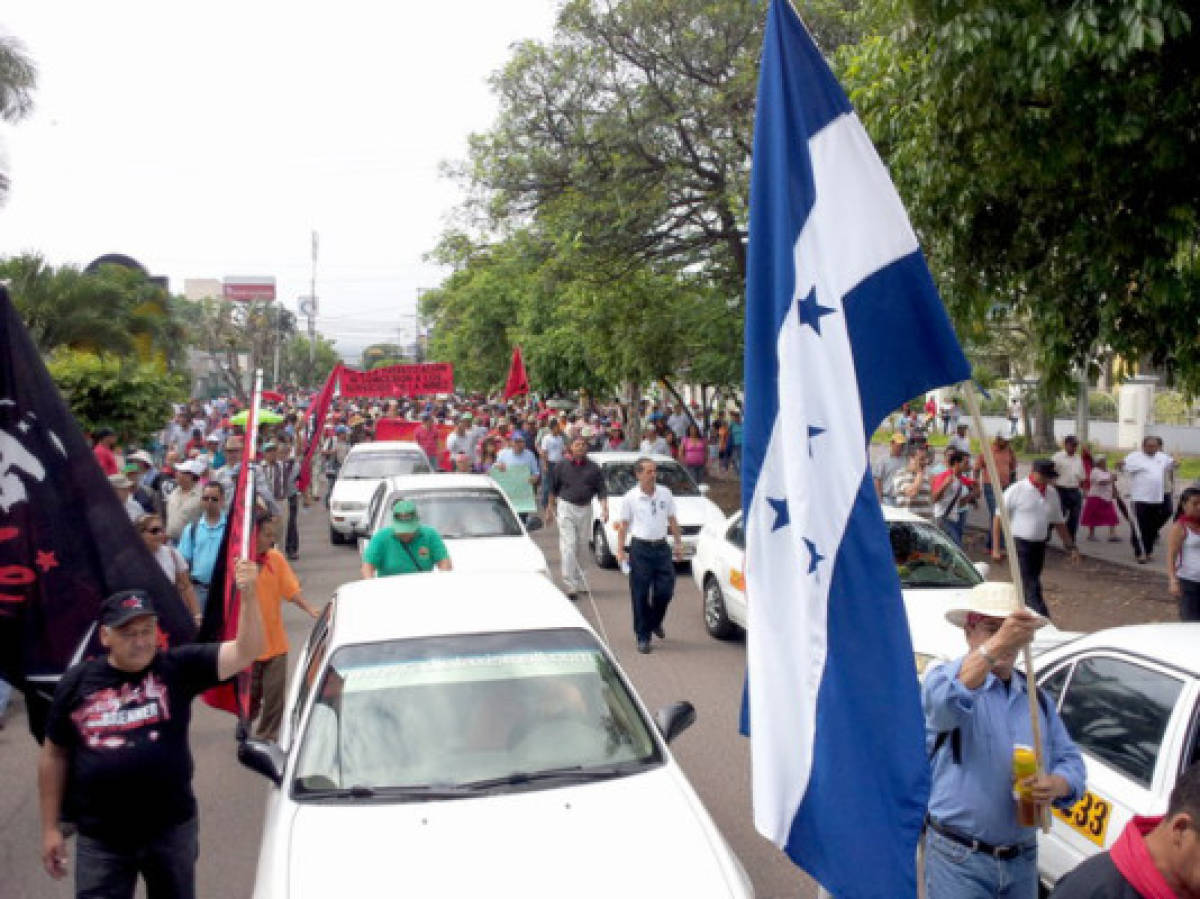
[975,433,1017,554]
[164,460,203,544]
[1051,436,1087,542]
[278,438,302,560]
[615,458,684,654]
[923,581,1085,899]
[1121,435,1179,564]
[873,433,908,505]
[38,560,264,899]
[177,482,227,614]
[547,437,607,600]
[992,459,1081,618]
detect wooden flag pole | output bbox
[961,382,1051,831]
[242,369,264,560]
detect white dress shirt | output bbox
[618,485,677,541]
[1123,451,1174,503]
[998,478,1064,541]
[1051,451,1087,489]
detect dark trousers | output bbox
[1179,578,1200,622]
[629,539,675,640]
[1131,497,1171,558]
[1057,487,1083,542]
[248,653,288,742]
[76,816,198,899]
[1013,537,1050,618]
[286,494,300,556]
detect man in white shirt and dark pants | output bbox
[615,457,684,654]
[1051,436,1087,542]
[991,459,1080,618]
[1121,436,1178,563]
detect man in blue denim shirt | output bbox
[923,581,1086,898]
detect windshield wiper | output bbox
[293,784,378,800]
[456,764,640,791]
[295,783,477,801]
[901,580,966,588]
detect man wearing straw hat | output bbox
[923,581,1086,898]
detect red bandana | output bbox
[1110,816,1176,899]
[1029,475,1047,497]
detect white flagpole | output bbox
[242,369,264,559]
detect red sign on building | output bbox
[222,277,276,302]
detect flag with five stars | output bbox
[741,2,970,895]
[0,286,196,741]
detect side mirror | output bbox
[238,738,285,786]
[698,483,711,496]
[654,701,696,744]
[525,515,543,533]
[973,561,990,579]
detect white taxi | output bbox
[238,572,755,898]
[328,441,430,544]
[1034,623,1200,888]
[586,452,725,569]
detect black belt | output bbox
[630,537,667,546]
[925,817,1029,860]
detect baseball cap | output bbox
[391,499,421,535]
[1031,459,1059,479]
[100,590,157,628]
[129,450,154,466]
[177,460,204,476]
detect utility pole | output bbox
[300,229,319,385]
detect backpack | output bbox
[929,673,1052,765]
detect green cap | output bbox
[391,499,420,535]
[122,462,140,474]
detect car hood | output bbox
[441,535,548,575]
[276,770,746,898]
[904,585,1080,668]
[329,478,380,506]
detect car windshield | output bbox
[340,453,430,480]
[603,462,699,497]
[389,489,522,539]
[292,629,661,799]
[888,520,983,588]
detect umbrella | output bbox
[260,390,285,404]
[230,409,283,426]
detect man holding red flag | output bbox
[37,558,264,899]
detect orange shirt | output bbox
[255,549,301,661]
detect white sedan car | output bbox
[357,473,549,577]
[238,572,755,898]
[691,507,1076,669]
[586,452,726,569]
[1034,623,1200,889]
[328,441,431,544]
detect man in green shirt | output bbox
[360,499,452,578]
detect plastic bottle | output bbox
[1012,744,1040,827]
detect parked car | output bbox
[328,441,431,544]
[358,473,549,577]
[586,452,725,569]
[690,507,1076,669]
[1033,623,1200,889]
[238,571,755,898]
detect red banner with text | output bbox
[338,362,454,397]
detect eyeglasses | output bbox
[202,496,221,502]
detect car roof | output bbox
[378,473,502,492]
[329,571,592,647]
[345,441,424,455]
[1050,623,1200,677]
[588,451,679,465]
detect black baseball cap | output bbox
[1031,459,1059,479]
[100,590,158,628]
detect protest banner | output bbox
[338,363,454,397]
[490,464,536,514]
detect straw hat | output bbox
[945,582,1028,627]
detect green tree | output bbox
[180,297,296,399]
[0,32,37,203]
[48,349,188,444]
[279,333,341,389]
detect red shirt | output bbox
[93,443,119,476]
[415,426,439,461]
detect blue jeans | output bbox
[924,828,1038,899]
[76,815,199,899]
[938,514,965,547]
[628,540,675,640]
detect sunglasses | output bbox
[202,496,221,502]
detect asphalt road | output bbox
[0,500,814,898]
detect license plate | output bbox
[1052,790,1112,846]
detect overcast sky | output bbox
[0,0,561,360]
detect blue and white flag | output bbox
[742,2,971,895]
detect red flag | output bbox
[503,346,530,399]
[296,364,341,494]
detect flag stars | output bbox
[804,538,825,575]
[35,550,58,573]
[796,287,836,334]
[767,496,790,532]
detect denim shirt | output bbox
[924,656,1086,846]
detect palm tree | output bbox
[0,33,37,203]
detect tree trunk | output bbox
[1032,384,1056,453]
[1074,375,1089,447]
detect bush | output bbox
[1154,391,1193,425]
[1088,391,1117,421]
[48,350,189,444]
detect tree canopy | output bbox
[0,32,37,203]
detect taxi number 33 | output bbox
[1052,790,1111,846]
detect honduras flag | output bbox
[742,2,970,895]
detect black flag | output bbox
[0,286,196,739]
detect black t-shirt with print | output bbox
[46,644,221,846]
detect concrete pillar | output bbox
[1117,377,1156,450]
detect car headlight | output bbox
[333,501,365,512]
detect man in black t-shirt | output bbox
[38,559,265,899]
